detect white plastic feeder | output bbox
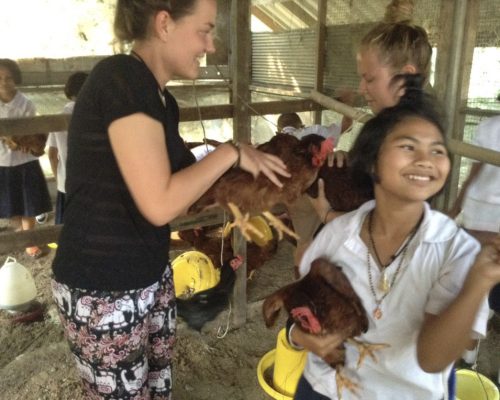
[0,256,38,312]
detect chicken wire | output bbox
[250,0,500,190]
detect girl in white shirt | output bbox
[0,58,51,258]
[290,77,500,400]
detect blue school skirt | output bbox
[0,160,52,218]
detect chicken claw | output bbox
[262,211,300,241]
[226,202,265,242]
[335,365,360,400]
[347,338,390,368]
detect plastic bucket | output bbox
[456,369,499,400]
[172,251,220,298]
[257,329,306,399]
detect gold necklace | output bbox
[366,210,423,319]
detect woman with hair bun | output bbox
[291,76,500,400]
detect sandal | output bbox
[26,246,43,259]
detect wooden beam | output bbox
[251,5,285,32]
[282,1,316,27]
[0,99,322,136]
[0,114,71,136]
[310,90,500,167]
[0,209,226,255]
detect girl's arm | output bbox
[417,236,500,372]
[109,113,290,226]
[308,178,345,224]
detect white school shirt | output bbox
[47,101,74,193]
[0,91,37,167]
[281,123,342,144]
[461,116,500,231]
[298,201,490,400]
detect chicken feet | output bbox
[335,365,360,400]
[225,203,265,242]
[346,338,390,368]
[225,202,300,243]
[262,211,300,241]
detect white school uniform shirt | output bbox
[461,115,500,232]
[0,91,37,167]
[298,200,489,400]
[282,123,342,144]
[47,101,74,193]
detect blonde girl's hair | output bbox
[360,0,432,79]
[114,0,199,44]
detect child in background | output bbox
[0,58,52,258]
[290,76,499,400]
[47,71,88,224]
[448,111,500,347]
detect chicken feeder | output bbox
[172,251,220,298]
[0,256,38,312]
[257,328,306,400]
[456,369,499,400]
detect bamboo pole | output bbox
[310,90,500,167]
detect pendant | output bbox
[373,306,382,320]
[378,271,390,293]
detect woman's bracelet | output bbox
[323,207,334,224]
[226,141,241,168]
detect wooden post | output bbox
[230,0,252,144]
[231,228,248,328]
[313,0,327,124]
[230,0,251,327]
[434,0,480,211]
[444,0,480,210]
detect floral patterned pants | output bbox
[51,266,176,400]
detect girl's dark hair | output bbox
[349,74,448,195]
[0,58,22,84]
[64,71,89,99]
[114,0,199,44]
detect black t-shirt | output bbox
[52,54,194,290]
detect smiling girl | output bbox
[291,77,500,400]
[51,1,290,398]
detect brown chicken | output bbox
[262,257,388,399]
[2,134,47,156]
[189,133,334,241]
[306,163,373,213]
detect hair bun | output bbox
[384,0,415,24]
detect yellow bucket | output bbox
[257,329,307,399]
[456,369,499,400]
[223,215,273,247]
[172,251,220,298]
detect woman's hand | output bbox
[236,143,291,187]
[328,150,349,168]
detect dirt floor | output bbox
[0,222,499,400]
